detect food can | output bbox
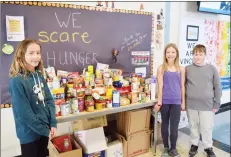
[106,100,112,108]
[96,102,106,110]
[85,99,94,112]
[86,105,94,112]
[60,104,70,116]
[55,104,61,117]
[71,98,79,114]
[78,98,85,112]
[131,82,140,92]
[138,92,146,102]
[144,84,149,92]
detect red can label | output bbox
[78,99,85,112]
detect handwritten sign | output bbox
[120,33,148,52]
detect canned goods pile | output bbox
[44,65,155,117]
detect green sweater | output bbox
[9,71,57,144]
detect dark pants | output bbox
[160,104,181,149]
[20,136,49,157]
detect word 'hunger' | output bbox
[46,51,98,67]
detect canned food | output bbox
[144,84,150,92]
[131,82,140,92]
[86,105,94,112]
[60,104,70,116]
[55,105,61,117]
[95,102,106,110]
[71,98,79,114]
[138,92,146,102]
[78,98,85,112]
[85,86,92,95]
[106,100,112,108]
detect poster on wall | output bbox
[179,17,230,90]
[131,51,150,65]
[204,19,218,66]
[186,25,199,41]
[179,17,205,66]
[6,15,25,41]
[217,21,230,90]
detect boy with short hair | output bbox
[185,44,222,157]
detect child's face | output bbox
[165,47,177,62]
[25,43,41,69]
[193,50,206,65]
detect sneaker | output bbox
[204,148,216,157]
[161,148,169,157]
[189,145,198,156]
[169,149,180,157]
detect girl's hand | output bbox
[181,103,185,111]
[213,109,217,113]
[50,127,57,139]
[154,103,162,112]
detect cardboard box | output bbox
[73,127,107,154]
[116,130,150,157]
[84,150,105,157]
[56,122,73,136]
[106,140,123,157]
[72,116,107,131]
[49,134,82,157]
[116,108,151,137]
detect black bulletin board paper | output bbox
[0,3,152,104]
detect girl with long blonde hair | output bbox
[155,43,185,157]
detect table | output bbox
[56,100,159,155]
[57,100,156,123]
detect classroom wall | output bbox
[168,2,230,104]
[0,2,166,157]
[1,2,229,156]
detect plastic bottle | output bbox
[151,76,157,100]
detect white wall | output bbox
[168,2,230,104]
[169,2,230,44]
[1,108,21,157]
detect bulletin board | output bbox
[179,17,230,91]
[0,2,155,105]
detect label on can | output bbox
[55,105,61,116]
[71,99,78,114]
[72,99,78,109]
[61,104,69,116]
[112,91,120,103]
[78,98,85,112]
